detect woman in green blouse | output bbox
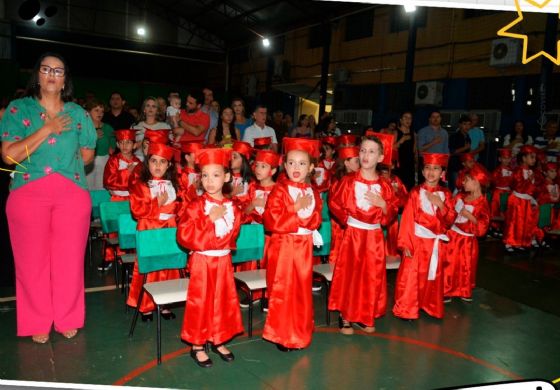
[0,52,96,344]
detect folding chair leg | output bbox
[248,290,253,338]
[99,237,107,270]
[156,305,162,365]
[325,281,331,326]
[113,246,119,289]
[129,282,146,337]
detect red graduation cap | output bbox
[337,146,360,160]
[148,143,175,161]
[114,129,136,141]
[144,129,170,144]
[232,140,253,160]
[422,153,449,167]
[195,147,232,168]
[255,150,281,168]
[283,137,321,159]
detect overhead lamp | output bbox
[262,38,270,48]
[404,4,417,13]
[137,27,146,37]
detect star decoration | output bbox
[497,0,560,64]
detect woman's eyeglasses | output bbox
[39,65,65,77]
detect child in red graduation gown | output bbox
[245,150,280,225]
[262,137,323,351]
[313,136,337,194]
[503,145,543,252]
[230,140,253,209]
[444,164,490,302]
[454,153,476,195]
[393,153,456,320]
[378,164,408,266]
[328,133,398,334]
[103,129,141,201]
[127,143,181,320]
[328,146,360,264]
[178,148,243,368]
[489,148,513,236]
[100,129,141,267]
[177,141,204,206]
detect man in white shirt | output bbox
[242,105,278,152]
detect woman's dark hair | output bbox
[214,107,238,144]
[84,98,104,112]
[139,155,179,191]
[297,114,308,127]
[25,52,74,102]
[509,120,529,144]
[235,153,253,184]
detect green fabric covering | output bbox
[135,228,187,274]
[538,203,552,228]
[232,224,265,264]
[90,189,111,219]
[313,220,332,257]
[118,213,137,250]
[99,201,130,234]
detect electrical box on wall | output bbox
[415,81,443,106]
[490,38,521,67]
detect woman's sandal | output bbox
[32,334,50,344]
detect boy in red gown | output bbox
[328,133,398,334]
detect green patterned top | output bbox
[0,97,97,191]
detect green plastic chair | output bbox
[118,213,138,250]
[538,203,553,229]
[320,192,330,221]
[232,224,266,338]
[90,189,111,220]
[99,201,131,235]
[500,192,509,213]
[117,213,138,300]
[129,227,188,365]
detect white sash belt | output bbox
[414,223,449,281]
[496,186,510,191]
[111,190,129,197]
[512,191,537,206]
[196,249,231,256]
[291,227,324,247]
[451,224,474,237]
[347,216,381,231]
[159,213,175,221]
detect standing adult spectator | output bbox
[534,119,560,162]
[133,97,171,160]
[291,114,313,138]
[102,92,135,131]
[174,90,210,144]
[468,113,486,161]
[417,110,449,185]
[85,99,115,190]
[448,115,472,191]
[242,105,278,152]
[1,52,96,343]
[207,107,240,147]
[231,97,252,139]
[271,110,288,146]
[394,111,416,190]
[201,88,219,134]
[502,120,533,159]
[417,110,449,154]
[316,115,341,137]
